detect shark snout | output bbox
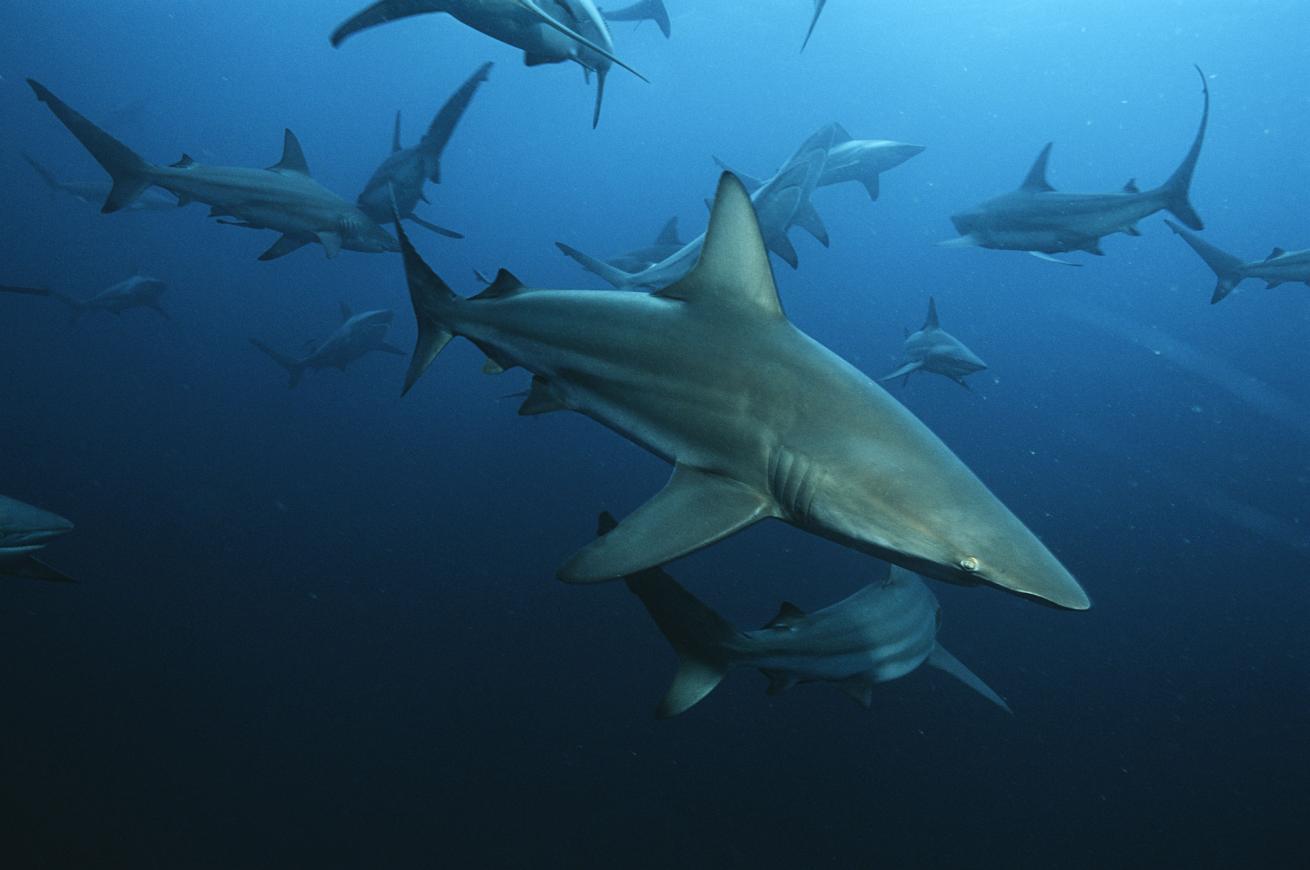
[0,496,74,549]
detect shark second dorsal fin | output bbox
[655,216,681,246]
[831,122,854,144]
[392,110,402,153]
[1267,247,1286,260]
[171,154,195,168]
[763,602,805,630]
[924,297,940,330]
[655,173,784,318]
[471,269,525,300]
[1123,178,1140,193]
[269,129,311,175]
[1019,143,1055,192]
[339,301,352,322]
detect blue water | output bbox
[2,2,1308,867]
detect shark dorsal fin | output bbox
[392,110,402,153]
[711,157,763,194]
[471,269,525,300]
[171,154,195,168]
[1123,178,1140,193]
[1019,143,1055,192]
[1267,247,1286,260]
[764,601,805,630]
[924,297,940,330]
[655,173,784,318]
[339,301,352,322]
[831,122,854,144]
[269,129,311,175]
[655,216,681,246]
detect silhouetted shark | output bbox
[880,298,987,388]
[251,305,405,388]
[1166,220,1310,303]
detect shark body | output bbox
[0,495,74,583]
[251,305,405,388]
[1166,220,1310,304]
[27,80,398,261]
[394,172,1089,610]
[881,298,987,388]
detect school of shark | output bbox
[3,2,1301,725]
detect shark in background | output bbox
[357,62,493,240]
[608,510,1010,717]
[251,304,405,388]
[27,80,399,261]
[1,272,170,323]
[944,67,1209,264]
[395,172,1089,610]
[24,153,179,212]
[880,298,987,388]
[0,495,74,583]
[601,0,670,38]
[330,0,646,127]
[1165,220,1310,303]
[604,217,684,273]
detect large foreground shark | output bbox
[27,80,398,261]
[601,0,670,38]
[557,130,832,288]
[1165,220,1310,304]
[1,273,170,323]
[394,172,1089,609]
[607,512,1009,717]
[251,305,405,388]
[0,495,74,583]
[945,67,1209,261]
[357,62,493,239]
[331,0,645,127]
[880,298,987,388]
[24,153,178,212]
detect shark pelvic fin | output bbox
[927,643,1012,713]
[763,602,805,630]
[518,376,566,415]
[318,231,343,258]
[269,129,311,175]
[1019,143,1056,193]
[655,173,784,317]
[838,677,874,708]
[559,464,775,583]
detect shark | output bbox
[602,217,685,273]
[601,0,670,38]
[0,494,74,583]
[880,298,987,388]
[393,171,1090,610]
[557,129,832,288]
[605,512,1009,717]
[251,304,405,389]
[24,153,179,212]
[945,67,1210,262]
[802,1,828,51]
[1165,220,1310,304]
[330,0,646,127]
[1,273,170,323]
[27,80,399,261]
[357,62,493,240]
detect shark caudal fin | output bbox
[1164,220,1245,303]
[555,242,638,287]
[392,205,461,395]
[250,339,306,388]
[802,0,828,51]
[1157,66,1210,231]
[926,643,1012,714]
[600,512,740,718]
[331,0,435,47]
[602,0,671,38]
[27,80,154,213]
[419,62,493,183]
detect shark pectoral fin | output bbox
[559,464,774,583]
[317,231,343,258]
[258,234,310,261]
[761,669,797,695]
[927,643,1011,714]
[768,234,800,269]
[837,677,874,709]
[861,174,881,201]
[1026,251,1083,267]
[794,201,830,247]
[879,361,922,383]
[660,659,728,718]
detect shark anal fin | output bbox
[761,668,798,695]
[559,464,775,583]
[763,602,806,630]
[927,643,1011,713]
[258,234,310,261]
[518,375,565,415]
[838,677,874,709]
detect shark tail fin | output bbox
[331,0,431,47]
[802,0,828,51]
[591,65,608,129]
[1164,220,1243,303]
[602,0,672,38]
[27,80,154,213]
[555,242,637,288]
[250,338,305,388]
[419,62,493,182]
[393,211,460,395]
[1158,66,1210,231]
[605,512,739,718]
[927,643,1012,714]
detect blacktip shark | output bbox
[358,62,493,240]
[24,153,178,212]
[393,171,1089,610]
[1165,220,1310,304]
[603,217,684,273]
[331,0,647,128]
[0,494,74,583]
[601,0,670,38]
[557,128,833,288]
[945,67,1210,264]
[27,80,398,261]
[605,512,1009,717]
[802,1,828,51]
[250,304,405,389]
[881,298,987,389]
[1,273,170,323]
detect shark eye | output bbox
[959,556,980,573]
